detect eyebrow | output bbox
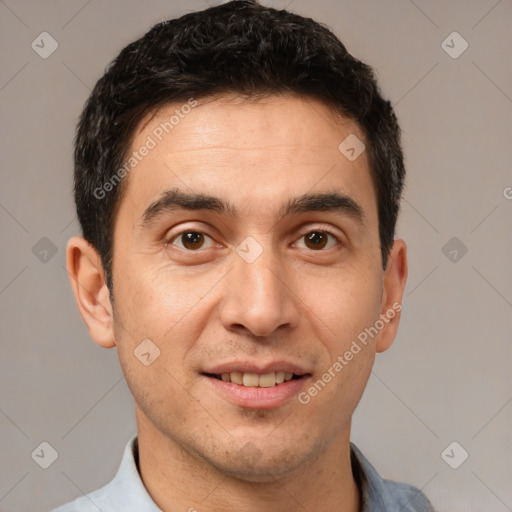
[139,188,366,230]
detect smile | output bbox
[201,371,311,409]
[204,371,302,387]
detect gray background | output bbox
[0,0,511,511]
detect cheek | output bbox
[297,264,381,408]
[115,261,206,336]
[302,264,383,345]
[111,269,200,426]
[112,263,217,379]
[298,300,377,434]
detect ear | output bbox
[376,238,408,353]
[66,236,116,348]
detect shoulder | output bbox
[51,484,114,512]
[350,443,436,512]
[51,435,159,512]
[377,478,435,511]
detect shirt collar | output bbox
[350,442,434,512]
[110,435,162,511]
[105,436,432,512]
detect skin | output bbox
[67,94,407,512]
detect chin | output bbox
[198,436,323,484]
[210,456,301,484]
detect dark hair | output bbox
[74,0,405,291]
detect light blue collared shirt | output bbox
[52,435,435,511]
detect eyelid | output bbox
[296,222,344,240]
[163,221,216,242]
[164,222,345,251]
[293,224,343,249]
[166,229,217,250]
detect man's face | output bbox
[111,94,391,480]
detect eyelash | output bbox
[165,226,342,252]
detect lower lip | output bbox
[201,375,310,409]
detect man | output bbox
[54,1,435,510]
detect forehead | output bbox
[117,94,376,223]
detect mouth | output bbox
[200,369,311,409]
[203,371,305,387]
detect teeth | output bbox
[230,372,243,385]
[259,372,276,387]
[216,371,299,387]
[242,373,259,387]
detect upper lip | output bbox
[203,360,310,376]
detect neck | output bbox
[136,410,360,512]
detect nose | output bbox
[219,245,301,338]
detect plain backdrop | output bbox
[0,1,511,511]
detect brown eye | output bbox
[182,232,204,250]
[171,231,214,250]
[297,231,339,251]
[305,232,327,250]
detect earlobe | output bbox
[66,236,116,348]
[376,239,408,353]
